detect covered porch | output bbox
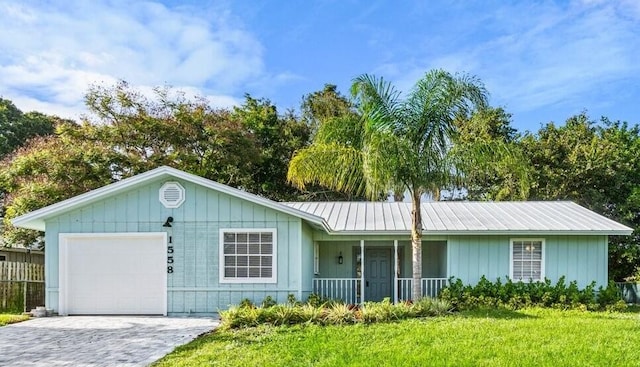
[312,239,448,304]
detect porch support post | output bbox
[360,240,365,304]
[393,240,399,304]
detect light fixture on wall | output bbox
[163,216,174,228]
[338,251,343,264]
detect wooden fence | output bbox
[0,262,44,281]
[0,262,45,312]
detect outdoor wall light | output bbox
[163,216,174,228]
[338,251,343,264]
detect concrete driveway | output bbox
[0,316,218,367]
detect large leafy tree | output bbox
[289,70,523,299]
[0,99,59,159]
[301,84,354,137]
[1,82,314,247]
[0,122,115,247]
[232,95,311,201]
[79,82,263,186]
[520,114,640,280]
[454,107,529,200]
[0,100,65,219]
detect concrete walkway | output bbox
[0,316,219,366]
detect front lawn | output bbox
[154,308,640,366]
[0,314,29,326]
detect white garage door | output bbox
[59,233,167,315]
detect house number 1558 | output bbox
[167,245,174,273]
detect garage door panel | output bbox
[61,233,166,315]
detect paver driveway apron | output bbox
[0,316,218,367]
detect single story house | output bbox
[12,166,632,316]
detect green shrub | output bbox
[287,294,301,306]
[428,298,453,316]
[261,295,277,308]
[322,303,357,325]
[239,298,255,309]
[440,277,622,311]
[306,293,333,308]
[299,303,324,324]
[220,306,259,329]
[271,304,302,325]
[361,300,392,323]
[597,281,623,307]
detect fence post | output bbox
[23,281,27,313]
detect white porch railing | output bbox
[313,278,360,304]
[396,278,449,301]
[313,277,448,303]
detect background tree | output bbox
[232,95,311,201]
[301,84,354,136]
[80,82,262,185]
[1,82,315,247]
[453,107,529,200]
[466,111,640,280]
[0,99,65,219]
[0,99,59,159]
[519,113,640,280]
[289,70,523,300]
[0,122,115,247]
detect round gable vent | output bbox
[159,182,185,208]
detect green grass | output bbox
[154,308,640,367]
[0,314,29,326]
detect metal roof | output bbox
[12,166,329,232]
[285,201,633,235]
[11,166,632,236]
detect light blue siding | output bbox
[544,235,608,287]
[447,235,510,285]
[41,174,611,314]
[44,178,304,315]
[447,235,608,288]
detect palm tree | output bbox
[288,69,523,300]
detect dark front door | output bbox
[365,248,392,302]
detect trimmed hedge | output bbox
[439,276,627,311]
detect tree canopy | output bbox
[0,82,312,247]
[289,70,528,299]
[0,99,58,159]
[1,77,639,281]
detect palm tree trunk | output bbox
[411,191,423,300]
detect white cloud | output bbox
[371,1,640,115]
[0,1,264,118]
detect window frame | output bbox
[219,228,277,284]
[509,238,545,282]
[0,254,6,262]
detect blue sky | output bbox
[1,0,638,132]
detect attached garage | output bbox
[59,233,167,315]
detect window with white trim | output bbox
[511,239,544,281]
[0,255,6,262]
[220,229,277,283]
